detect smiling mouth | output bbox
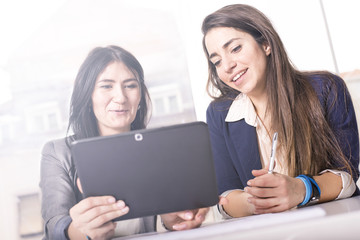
[232,69,248,82]
[110,110,128,113]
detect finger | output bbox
[247,196,279,209]
[252,168,268,177]
[172,216,203,231]
[85,202,129,228]
[73,196,117,215]
[175,210,195,221]
[244,186,277,198]
[173,208,208,231]
[247,174,277,188]
[253,204,288,214]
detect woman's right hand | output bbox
[67,179,130,240]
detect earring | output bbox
[265,46,271,56]
[137,105,141,110]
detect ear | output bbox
[263,43,271,56]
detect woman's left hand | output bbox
[244,169,305,214]
[160,208,209,231]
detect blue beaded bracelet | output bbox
[296,175,312,206]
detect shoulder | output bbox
[207,98,234,119]
[307,72,346,94]
[42,137,70,154]
[41,137,73,168]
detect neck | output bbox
[99,127,131,136]
[248,92,272,137]
[248,92,268,120]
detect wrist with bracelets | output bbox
[296,174,321,206]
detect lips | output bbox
[231,69,248,82]
[109,109,128,113]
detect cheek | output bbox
[216,69,227,83]
[92,94,110,112]
[132,91,141,107]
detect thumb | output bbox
[263,159,277,173]
[77,178,83,193]
[252,168,268,177]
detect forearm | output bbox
[222,190,255,218]
[313,172,342,203]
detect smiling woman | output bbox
[40,45,208,240]
[91,62,141,136]
[205,27,270,101]
[202,4,359,219]
[40,45,152,240]
[2,1,360,239]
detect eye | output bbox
[211,59,221,67]
[231,45,242,53]
[213,60,221,67]
[100,84,112,89]
[124,83,139,89]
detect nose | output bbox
[112,85,127,104]
[223,57,236,73]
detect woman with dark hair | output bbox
[202,4,359,218]
[40,45,207,240]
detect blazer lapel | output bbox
[227,120,262,186]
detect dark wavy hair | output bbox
[67,45,151,142]
[202,4,355,178]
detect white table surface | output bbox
[117,196,360,240]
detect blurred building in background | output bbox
[0,1,196,239]
[1,0,360,239]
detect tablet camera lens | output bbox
[134,133,143,141]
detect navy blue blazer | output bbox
[206,74,359,196]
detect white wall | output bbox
[174,0,360,121]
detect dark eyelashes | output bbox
[232,45,241,52]
[99,84,139,89]
[211,45,242,67]
[124,84,139,89]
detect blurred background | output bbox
[0,0,359,239]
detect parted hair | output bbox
[202,4,354,177]
[67,45,151,141]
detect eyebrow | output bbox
[209,37,242,59]
[97,78,138,83]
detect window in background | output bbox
[0,115,16,145]
[24,102,62,134]
[18,193,43,239]
[2,0,359,238]
[1,1,197,238]
[149,84,183,117]
[0,123,12,144]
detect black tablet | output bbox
[71,121,219,221]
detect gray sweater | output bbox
[39,137,155,239]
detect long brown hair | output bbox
[68,45,151,141]
[202,4,354,177]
